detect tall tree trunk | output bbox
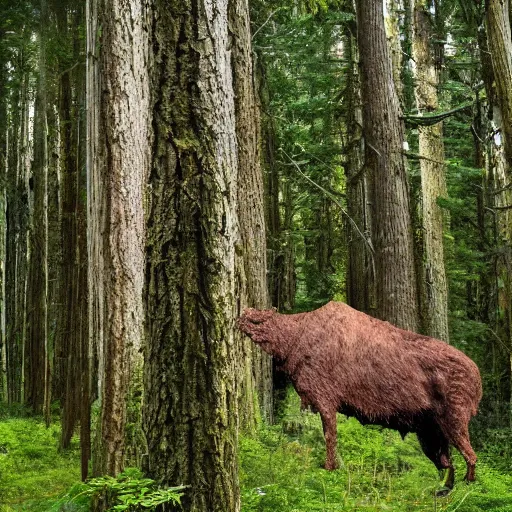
[86,0,102,409]
[57,0,84,449]
[486,0,512,169]
[343,7,373,314]
[482,1,512,424]
[143,0,242,509]
[356,0,419,331]
[412,0,449,341]
[77,41,90,477]
[280,174,297,311]
[5,72,23,405]
[229,0,273,426]
[5,46,32,405]
[85,0,100,478]
[385,0,404,101]
[25,0,49,413]
[0,48,7,401]
[90,0,150,477]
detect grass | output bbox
[1,393,512,510]
[0,414,81,511]
[239,391,512,512]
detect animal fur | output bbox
[238,301,482,488]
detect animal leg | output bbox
[320,410,338,470]
[451,428,477,482]
[441,418,477,482]
[416,428,454,494]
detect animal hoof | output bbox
[435,486,452,497]
[463,471,475,483]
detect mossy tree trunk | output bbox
[483,0,512,424]
[486,0,512,169]
[357,0,419,331]
[412,0,449,341]
[143,0,245,510]
[89,0,150,477]
[230,0,273,426]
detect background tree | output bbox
[54,0,86,449]
[412,0,450,341]
[25,0,49,417]
[357,0,419,331]
[230,0,273,426]
[4,3,35,406]
[342,0,373,314]
[486,0,512,169]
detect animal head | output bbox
[237,308,278,356]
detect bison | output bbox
[238,301,482,493]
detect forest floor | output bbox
[1,396,512,511]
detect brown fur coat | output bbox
[238,301,482,487]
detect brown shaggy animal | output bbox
[238,301,482,490]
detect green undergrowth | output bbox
[0,414,81,511]
[1,395,512,511]
[239,391,512,511]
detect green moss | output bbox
[0,417,80,510]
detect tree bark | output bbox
[89,0,150,476]
[385,0,404,101]
[486,0,512,169]
[143,0,242,509]
[481,2,512,425]
[25,0,49,414]
[343,6,373,314]
[5,67,23,405]
[412,0,449,341]
[56,1,82,448]
[229,0,273,426]
[0,41,7,402]
[357,0,419,331]
[86,0,102,410]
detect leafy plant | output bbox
[76,468,187,511]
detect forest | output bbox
[0,0,512,510]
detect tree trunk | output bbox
[143,0,242,510]
[385,0,404,101]
[356,0,419,331]
[25,0,49,413]
[486,0,512,169]
[57,1,82,447]
[0,47,7,402]
[482,2,512,425]
[77,47,90,478]
[229,0,273,426]
[90,0,150,476]
[343,7,373,314]
[86,0,102,409]
[5,72,23,405]
[412,0,449,341]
